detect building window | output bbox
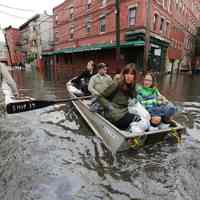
[69,7,74,19]
[179,0,183,11]
[190,39,193,49]
[86,0,92,10]
[182,4,185,14]
[85,16,91,32]
[153,13,159,31]
[166,21,170,36]
[160,17,164,32]
[100,0,107,7]
[128,7,137,27]
[69,27,74,39]
[55,15,58,24]
[99,15,106,33]
[188,39,191,49]
[176,0,179,9]
[186,39,189,49]
[168,0,172,12]
[163,0,168,8]
[179,42,182,49]
[157,0,163,5]
[32,40,37,47]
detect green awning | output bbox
[42,41,144,56]
[121,40,144,47]
[42,43,114,56]
[62,43,115,54]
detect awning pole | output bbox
[144,0,152,70]
[115,0,121,68]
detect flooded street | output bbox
[0,67,200,200]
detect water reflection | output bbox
[0,68,200,200]
[159,74,200,102]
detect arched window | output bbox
[153,13,159,31]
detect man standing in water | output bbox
[0,62,18,115]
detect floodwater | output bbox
[0,66,200,200]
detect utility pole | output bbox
[115,0,121,69]
[144,0,152,70]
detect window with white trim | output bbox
[157,0,163,5]
[176,0,179,9]
[182,4,185,14]
[128,7,137,27]
[69,26,74,39]
[85,16,92,32]
[163,0,168,8]
[179,0,183,11]
[168,0,172,12]
[99,15,106,33]
[160,18,164,32]
[153,13,159,31]
[69,7,74,19]
[86,0,92,10]
[100,0,107,7]
[166,21,170,36]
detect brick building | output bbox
[4,26,22,66]
[154,0,200,72]
[19,13,53,64]
[19,14,41,64]
[42,0,200,74]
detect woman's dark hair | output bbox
[141,71,157,88]
[119,63,137,97]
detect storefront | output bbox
[125,30,169,71]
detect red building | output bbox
[4,26,22,66]
[43,0,200,74]
[153,0,200,71]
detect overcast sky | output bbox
[0,0,64,42]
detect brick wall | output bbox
[53,0,146,50]
[5,27,22,66]
[49,0,200,73]
[152,0,200,61]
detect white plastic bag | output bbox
[129,117,150,134]
[68,85,83,96]
[128,100,151,121]
[128,99,151,133]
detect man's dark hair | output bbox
[97,63,107,70]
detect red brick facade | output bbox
[54,0,146,50]
[152,0,200,69]
[44,0,200,73]
[4,26,22,66]
[49,0,147,74]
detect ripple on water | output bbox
[2,70,200,200]
[31,175,85,200]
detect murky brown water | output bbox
[0,67,200,200]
